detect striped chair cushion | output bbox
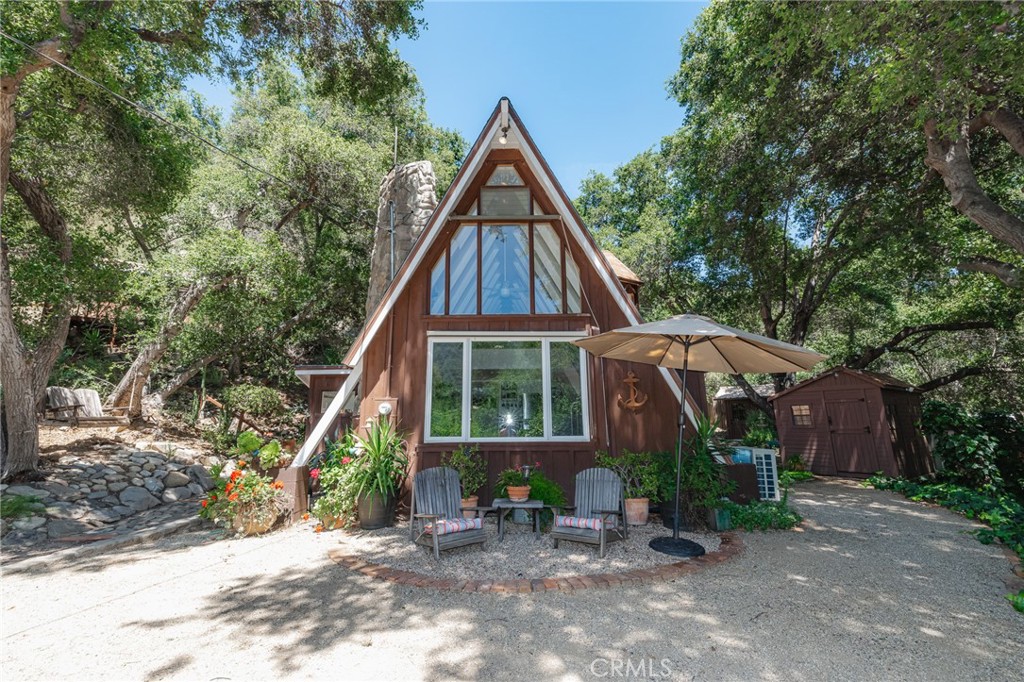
[425,517,482,535]
[554,515,607,531]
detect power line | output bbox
[0,29,355,226]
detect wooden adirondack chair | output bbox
[550,467,628,558]
[409,466,490,559]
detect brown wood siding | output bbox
[304,374,353,452]
[358,148,704,497]
[773,371,932,479]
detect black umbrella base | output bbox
[649,536,706,558]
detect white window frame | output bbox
[424,331,590,443]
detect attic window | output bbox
[428,223,582,316]
[487,165,523,186]
[480,187,530,215]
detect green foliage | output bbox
[0,495,45,520]
[595,450,661,501]
[721,498,802,531]
[440,445,487,498]
[869,476,1024,560]
[222,385,283,418]
[653,416,736,528]
[784,454,807,472]
[779,470,814,486]
[349,418,410,499]
[493,465,566,526]
[199,462,284,528]
[1007,591,1024,614]
[921,401,1005,493]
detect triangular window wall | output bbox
[428,158,582,316]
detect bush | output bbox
[595,449,661,501]
[652,416,735,528]
[740,409,779,448]
[780,470,814,486]
[722,498,802,531]
[222,384,282,418]
[920,401,1003,493]
[441,444,487,498]
[1007,590,1024,614]
[868,475,1024,560]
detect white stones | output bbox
[12,516,46,531]
[187,465,215,491]
[162,487,193,503]
[164,471,191,488]
[119,486,160,511]
[5,486,51,498]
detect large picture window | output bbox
[425,335,589,441]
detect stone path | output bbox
[1,443,215,562]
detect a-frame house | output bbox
[295,98,707,502]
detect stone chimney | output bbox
[365,161,438,316]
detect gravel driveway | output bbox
[2,479,1021,681]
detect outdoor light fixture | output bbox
[498,126,509,145]
[378,402,393,416]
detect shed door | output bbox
[825,391,879,475]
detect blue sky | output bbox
[191,1,706,196]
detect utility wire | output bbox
[0,29,355,225]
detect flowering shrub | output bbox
[309,421,408,530]
[199,460,285,530]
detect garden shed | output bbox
[712,383,775,439]
[771,367,933,478]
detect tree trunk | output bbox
[0,236,40,478]
[732,374,775,420]
[107,277,231,418]
[1,175,73,479]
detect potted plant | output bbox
[495,464,532,502]
[350,417,409,529]
[441,444,487,517]
[309,431,361,529]
[596,449,660,525]
[199,462,285,535]
[658,416,736,531]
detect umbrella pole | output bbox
[648,336,705,558]
[672,338,689,541]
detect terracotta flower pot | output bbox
[624,497,650,526]
[461,495,479,519]
[506,485,531,502]
[234,512,276,536]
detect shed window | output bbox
[791,404,813,427]
[426,336,588,441]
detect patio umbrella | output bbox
[574,314,826,557]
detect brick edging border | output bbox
[327,531,743,593]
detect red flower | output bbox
[230,470,242,482]
[310,468,320,479]
[228,493,239,502]
[272,481,284,490]
[237,460,246,469]
[341,457,352,465]
[201,500,208,508]
[225,483,234,494]
[535,461,541,467]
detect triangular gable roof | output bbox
[770,366,919,402]
[295,99,695,465]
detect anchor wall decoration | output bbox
[617,371,648,412]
